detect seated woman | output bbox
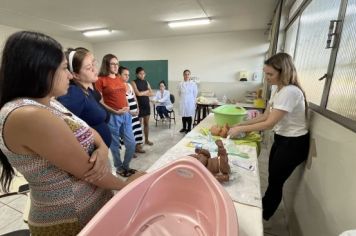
[0,31,142,236]
[153,80,173,120]
[57,47,112,147]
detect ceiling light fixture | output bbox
[168,18,211,28]
[82,28,111,37]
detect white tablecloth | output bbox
[147,114,263,236]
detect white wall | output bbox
[0,24,93,53]
[93,30,269,102]
[284,111,356,236]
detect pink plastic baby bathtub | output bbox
[79,157,238,236]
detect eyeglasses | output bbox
[110,62,119,66]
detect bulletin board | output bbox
[119,60,168,89]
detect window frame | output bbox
[284,0,356,132]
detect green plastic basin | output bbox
[212,105,247,126]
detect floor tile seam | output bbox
[4,203,24,214]
[0,213,23,231]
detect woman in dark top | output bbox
[131,67,154,146]
[57,47,112,147]
[91,83,111,124]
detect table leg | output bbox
[202,106,205,119]
[194,105,201,126]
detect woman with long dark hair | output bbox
[131,67,155,145]
[0,31,141,235]
[228,52,309,221]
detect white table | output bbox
[147,114,263,236]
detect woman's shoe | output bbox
[145,140,154,146]
[135,145,146,153]
[135,148,146,153]
[116,169,132,178]
[179,128,186,133]
[126,168,138,174]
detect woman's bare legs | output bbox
[141,116,153,145]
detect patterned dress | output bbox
[0,99,113,235]
[120,84,144,146]
[127,84,144,144]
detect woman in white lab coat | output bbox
[153,81,173,120]
[177,69,198,134]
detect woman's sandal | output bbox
[126,168,138,175]
[117,169,133,178]
[145,140,154,146]
[135,148,146,154]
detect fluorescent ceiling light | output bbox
[168,18,211,28]
[82,29,111,37]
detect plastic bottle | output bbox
[222,95,227,104]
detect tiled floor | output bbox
[0,116,290,235]
[0,194,29,234]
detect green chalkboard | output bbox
[119,60,168,89]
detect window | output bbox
[294,0,340,105]
[284,16,300,57]
[326,1,356,121]
[289,0,305,20]
[283,0,356,132]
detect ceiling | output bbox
[0,0,278,43]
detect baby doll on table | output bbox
[189,139,231,182]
